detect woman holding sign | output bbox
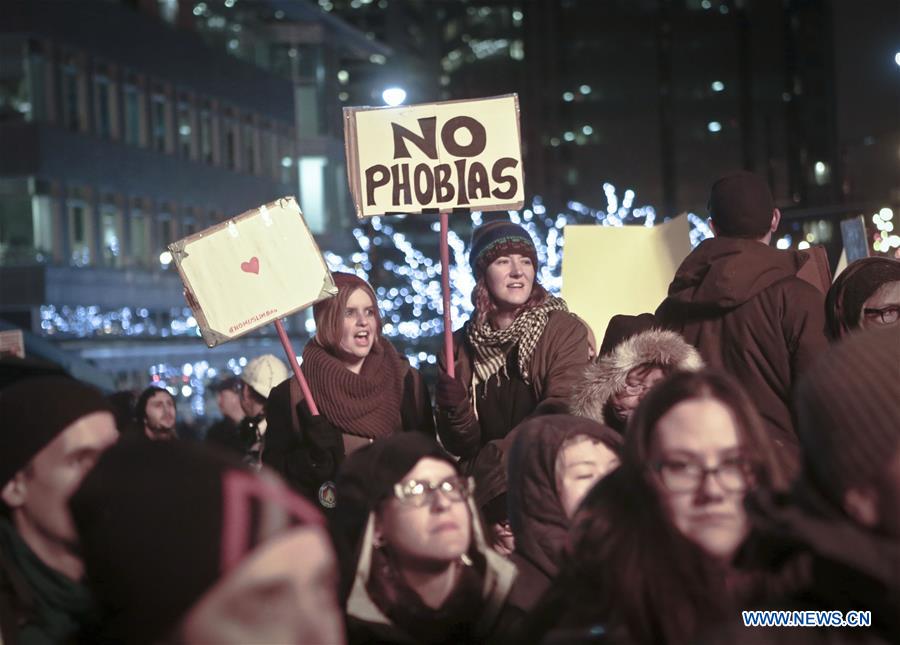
[436,220,592,464]
[264,272,435,509]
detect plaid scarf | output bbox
[466,296,569,387]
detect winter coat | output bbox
[437,311,591,462]
[700,483,900,644]
[506,414,621,612]
[263,363,434,509]
[655,237,828,467]
[568,328,703,431]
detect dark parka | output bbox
[437,311,591,462]
[262,363,434,508]
[655,237,828,468]
[506,414,622,613]
[700,484,900,645]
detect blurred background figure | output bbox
[204,376,245,456]
[236,354,288,470]
[0,377,119,644]
[70,440,344,645]
[135,386,177,441]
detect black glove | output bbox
[295,400,340,450]
[436,371,468,409]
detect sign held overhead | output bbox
[344,94,524,218]
[168,197,337,348]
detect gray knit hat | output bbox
[794,327,900,505]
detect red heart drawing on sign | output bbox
[240,257,260,275]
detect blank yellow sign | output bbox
[561,216,692,343]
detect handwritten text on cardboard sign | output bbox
[365,116,519,208]
[346,95,524,217]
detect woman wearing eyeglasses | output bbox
[531,369,789,645]
[333,433,519,645]
[825,257,900,340]
[568,314,703,434]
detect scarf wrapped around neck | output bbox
[302,337,406,439]
[466,295,569,387]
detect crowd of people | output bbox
[1,170,898,645]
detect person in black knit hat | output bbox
[333,432,519,644]
[656,170,828,480]
[69,440,344,645]
[0,376,119,644]
[436,219,591,469]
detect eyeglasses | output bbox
[652,456,754,493]
[392,476,473,507]
[621,381,655,397]
[862,305,900,325]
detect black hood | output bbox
[740,481,900,635]
[507,414,620,581]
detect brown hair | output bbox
[471,276,550,327]
[543,370,787,645]
[625,368,788,491]
[312,273,382,358]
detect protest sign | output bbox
[169,197,335,415]
[343,94,524,218]
[344,94,525,376]
[168,197,336,349]
[561,216,692,343]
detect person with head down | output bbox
[68,439,344,645]
[333,433,519,644]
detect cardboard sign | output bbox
[561,217,692,343]
[840,215,870,263]
[344,94,524,218]
[0,329,25,358]
[168,197,337,348]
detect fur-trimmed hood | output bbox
[568,328,703,426]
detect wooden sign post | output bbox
[343,94,525,375]
[168,196,336,414]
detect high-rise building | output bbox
[0,0,390,418]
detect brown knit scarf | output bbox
[302,337,406,439]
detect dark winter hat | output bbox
[70,440,323,645]
[469,219,538,277]
[0,376,112,487]
[794,327,900,508]
[598,313,657,357]
[336,433,455,517]
[208,375,242,393]
[708,171,775,239]
[825,257,900,339]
